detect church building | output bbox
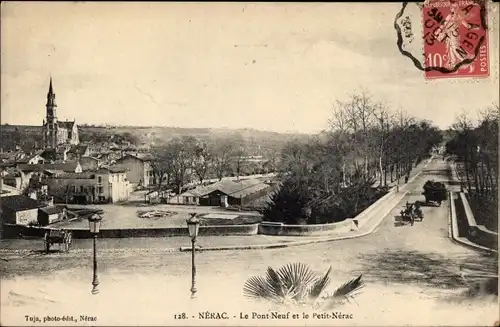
[42,78,80,149]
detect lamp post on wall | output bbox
[186,213,200,299]
[88,213,102,295]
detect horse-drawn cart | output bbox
[44,229,72,253]
[399,201,424,226]
[422,180,447,206]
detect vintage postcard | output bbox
[1,1,498,326]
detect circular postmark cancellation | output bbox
[395,0,490,79]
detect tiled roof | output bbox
[189,179,270,198]
[0,195,45,211]
[0,151,24,163]
[16,150,45,164]
[95,166,127,173]
[229,183,271,198]
[17,163,79,173]
[53,172,95,179]
[43,169,67,175]
[116,153,153,162]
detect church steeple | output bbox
[46,77,57,119]
[43,77,58,150]
[48,77,54,94]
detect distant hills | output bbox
[0,124,310,153]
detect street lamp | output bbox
[88,213,102,295]
[186,213,200,299]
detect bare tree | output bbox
[210,137,234,181]
[192,140,212,184]
[328,100,349,135]
[352,91,375,175]
[161,136,198,196]
[231,133,247,180]
[373,101,392,187]
[150,145,174,189]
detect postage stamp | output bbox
[394,0,490,79]
[423,0,489,79]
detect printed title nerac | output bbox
[196,311,354,320]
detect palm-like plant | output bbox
[243,262,364,310]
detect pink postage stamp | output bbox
[422,0,489,79]
[394,0,490,79]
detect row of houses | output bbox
[1,146,158,201]
[1,145,90,165]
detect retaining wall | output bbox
[459,192,498,250]
[2,223,259,239]
[259,187,400,236]
[258,219,353,236]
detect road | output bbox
[0,158,497,326]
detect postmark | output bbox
[394,0,490,79]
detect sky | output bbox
[1,2,499,134]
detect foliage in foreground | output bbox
[243,262,364,310]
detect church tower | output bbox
[42,78,58,149]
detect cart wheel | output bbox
[44,232,50,253]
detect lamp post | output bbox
[88,213,102,295]
[186,213,200,299]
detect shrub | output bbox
[261,174,388,225]
[243,262,364,310]
[259,179,311,225]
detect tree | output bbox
[446,105,498,196]
[168,136,198,194]
[150,136,198,193]
[150,145,174,189]
[260,178,312,225]
[445,104,498,231]
[210,137,234,181]
[230,133,247,180]
[265,89,444,227]
[372,102,392,186]
[192,140,212,184]
[262,147,280,173]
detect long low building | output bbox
[178,178,276,207]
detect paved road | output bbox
[0,158,497,326]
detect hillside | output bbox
[0,124,309,153]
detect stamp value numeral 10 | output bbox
[425,53,448,68]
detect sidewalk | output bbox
[0,158,431,256]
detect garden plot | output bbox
[137,210,178,219]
